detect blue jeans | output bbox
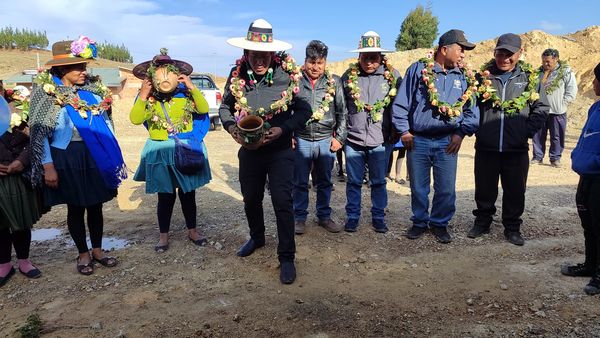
[344,142,391,221]
[293,137,336,221]
[407,134,457,228]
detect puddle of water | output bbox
[31,228,62,241]
[32,228,129,251]
[95,237,130,250]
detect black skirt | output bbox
[43,141,117,207]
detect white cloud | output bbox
[539,20,564,32]
[232,12,265,20]
[0,0,242,75]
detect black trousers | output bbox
[239,147,295,262]
[473,150,529,232]
[67,203,104,254]
[0,229,31,263]
[576,176,600,272]
[157,189,197,233]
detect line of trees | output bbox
[0,27,49,50]
[97,42,134,63]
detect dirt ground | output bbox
[1,97,600,338]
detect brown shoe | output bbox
[295,221,306,235]
[318,218,343,233]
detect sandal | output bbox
[92,255,118,268]
[19,266,42,279]
[154,243,169,253]
[76,257,94,276]
[188,236,208,246]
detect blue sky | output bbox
[1,0,598,76]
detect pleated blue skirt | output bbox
[133,138,211,193]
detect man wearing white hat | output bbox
[219,19,311,284]
[341,31,401,233]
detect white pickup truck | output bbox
[190,73,222,130]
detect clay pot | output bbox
[237,115,265,146]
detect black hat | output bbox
[495,33,522,54]
[438,29,475,50]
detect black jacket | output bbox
[219,62,311,152]
[295,72,347,143]
[475,63,549,152]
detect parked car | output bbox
[190,73,222,130]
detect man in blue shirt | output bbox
[392,29,479,243]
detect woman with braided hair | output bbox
[29,36,127,275]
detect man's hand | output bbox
[263,127,283,145]
[330,138,343,152]
[43,163,59,188]
[401,132,414,151]
[445,134,463,154]
[6,160,24,174]
[291,138,296,149]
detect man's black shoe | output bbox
[584,275,600,295]
[467,224,490,238]
[504,231,525,246]
[280,261,296,284]
[236,239,265,257]
[561,263,595,277]
[405,225,427,240]
[431,226,452,244]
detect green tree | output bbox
[395,4,439,51]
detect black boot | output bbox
[280,261,296,284]
[236,238,265,257]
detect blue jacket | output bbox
[572,101,600,175]
[42,93,115,164]
[392,61,479,137]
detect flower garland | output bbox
[477,59,540,116]
[418,51,478,118]
[306,70,336,125]
[228,52,302,120]
[4,89,30,130]
[537,60,568,95]
[145,95,197,134]
[346,56,397,122]
[34,70,112,119]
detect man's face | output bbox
[441,44,465,69]
[359,52,382,74]
[247,50,272,75]
[542,55,559,72]
[593,77,600,96]
[304,57,326,80]
[494,49,521,72]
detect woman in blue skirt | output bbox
[130,49,211,252]
[29,37,127,275]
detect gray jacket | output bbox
[295,72,348,143]
[341,64,402,147]
[538,64,577,115]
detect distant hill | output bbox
[326,25,600,128]
[0,49,135,79]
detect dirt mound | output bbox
[328,26,600,128]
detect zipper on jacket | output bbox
[499,81,506,153]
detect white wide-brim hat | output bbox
[349,31,391,53]
[227,19,292,52]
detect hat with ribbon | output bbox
[132,48,193,79]
[349,31,391,53]
[227,19,292,52]
[45,35,98,68]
